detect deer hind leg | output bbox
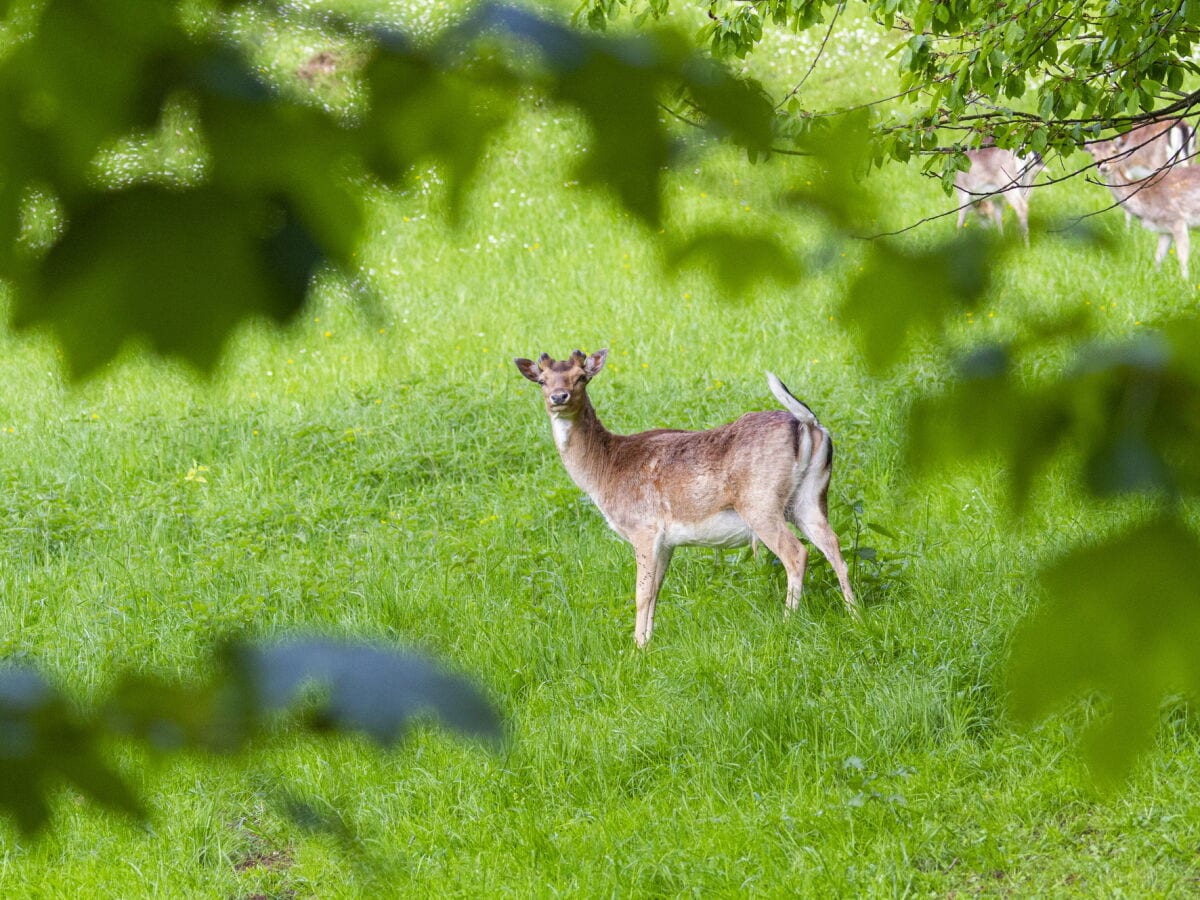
[1154,232,1173,268]
[738,508,808,614]
[956,191,971,230]
[1008,193,1030,245]
[1175,222,1191,280]
[789,447,860,620]
[632,535,673,647]
[984,198,1003,233]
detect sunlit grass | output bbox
[1,2,1199,897]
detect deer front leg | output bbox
[633,535,672,647]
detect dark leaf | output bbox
[106,675,252,754]
[229,639,503,744]
[198,92,366,266]
[1007,516,1200,784]
[679,58,774,152]
[668,230,803,295]
[842,232,995,373]
[784,112,876,229]
[906,347,1071,508]
[0,0,188,188]
[15,187,312,377]
[363,51,513,220]
[0,666,143,836]
[1085,432,1173,496]
[551,37,674,225]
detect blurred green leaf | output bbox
[784,112,876,229]
[197,79,367,265]
[4,637,502,836]
[0,1,777,376]
[548,35,675,226]
[668,229,802,295]
[230,638,503,745]
[363,49,512,221]
[907,326,1200,512]
[678,58,773,153]
[0,0,199,213]
[15,187,312,377]
[1068,333,1200,499]
[906,345,1069,507]
[0,666,143,836]
[1008,516,1200,784]
[842,232,994,373]
[106,673,251,754]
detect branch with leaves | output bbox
[579,0,1200,186]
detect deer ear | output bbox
[584,348,608,377]
[515,358,542,382]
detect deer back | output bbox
[596,411,810,517]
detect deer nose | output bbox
[549,390,569,406]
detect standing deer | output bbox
[1087,118,1196,229]
[954,146,1045,243]
[514,349,858,646]
[1087,121,1200,278]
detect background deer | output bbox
[1087,121,1200,278]
[515,349,858,646]
[954,146,1045,243]
[1087,118,1196,229]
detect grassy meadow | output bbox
[2,3,1200,897]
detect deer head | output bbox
[515,349,608,415]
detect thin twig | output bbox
[775,1,845,111]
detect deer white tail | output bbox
[766,372,817,424]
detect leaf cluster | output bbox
[842,252,1200,779]
[0,638,501,836]
[575,0,1200,186]
[0,0,778,376]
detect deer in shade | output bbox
[1087,118,1195,229]
[954,146,1045,243]
[1088,120,1200,278]
[515,349,858,646]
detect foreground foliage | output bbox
[0,0,773,375]
[0,639,499,834]
[0,0,1198,891]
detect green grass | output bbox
[2,4,1200,897]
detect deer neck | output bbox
[549,398,613,492]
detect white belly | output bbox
[664,511,754,549]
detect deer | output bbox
[514,349,858,647]
[954,146,1045,243]
[1086,119,1195,229]
[1087,120,1200,278]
